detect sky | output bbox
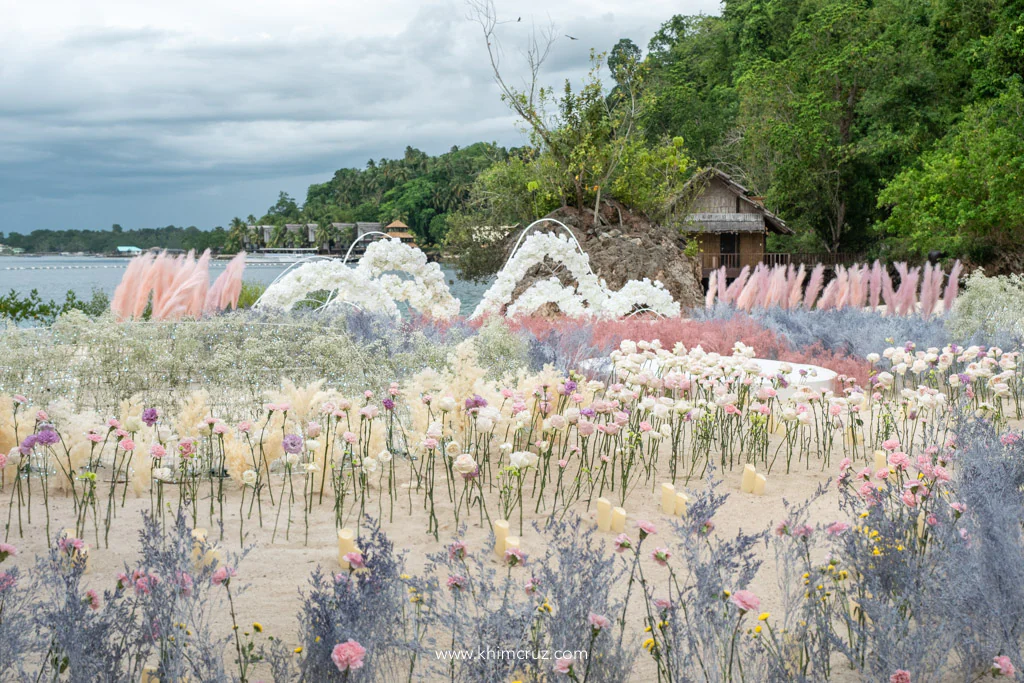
[0,0,718,234]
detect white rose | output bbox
[242,470,258,487]
[438,397,457,412]
[453,453,477,475]
[153,467,173,482]
[509,451,538,470]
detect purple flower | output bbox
[564,380,578,393]
[18,434,38,455]
[580,407,596,418]
[464,394,487,411]
[382,398,395,411]
[36,428,60,446]
[141,408,159,427]
[282,434,303,454]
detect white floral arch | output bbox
[472,219,681,319]
[255,239,459,319]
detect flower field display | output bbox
[2,305,1024,681]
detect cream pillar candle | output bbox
[660,483,676,514]
[873,449,888,473]
[741,464,757,493]
[503,536,520,560]
[753,474,767,496]
[338,528,358,568]
[674,491,691,516]
[596,498,612,532]
[611,507,627,533]
[493,519,510,559]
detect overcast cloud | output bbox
[0,0,718,232]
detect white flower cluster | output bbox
[471,233,680,319]
[256,239,460,318]
[254,259,399,315]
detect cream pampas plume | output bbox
[717,268,728,305]
[943,260,963,312]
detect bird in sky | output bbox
[565,34,578,40]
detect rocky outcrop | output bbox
[508,199,703,313]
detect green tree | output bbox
[878,85,1024,261]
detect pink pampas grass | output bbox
[943,260,963,312]
[880,265,896,315]
[833,266,850,309]
[717,268,728,305]
[725,266,751,304]
[919,263,942,319]
[893,263,920,316]
[787,264,806,310]
[804,264,825,309]
[206,251,247,312]
[868,261,883,311]
[848,264,867,310]
[111,249,247,321]
[705,269,718,309]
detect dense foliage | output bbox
[641,0,1024,257]
[2,224,228,255]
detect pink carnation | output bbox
[331,639,367,672]
[613,534,632,553]
[343,552,364,569]
[651,547,671,567]
[554,656,574,674]
[729,589,760,612]
[993,655,1015,677]
[637,520,656,537]
[889,670,911,683]
[211,565,236,586]
[588,612,611,630]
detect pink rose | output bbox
[331,639,367,672]
[729,589,760,612]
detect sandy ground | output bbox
[1,445,868,681]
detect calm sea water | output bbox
[0,255,491,316]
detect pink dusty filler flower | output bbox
[343,552,365,569]
[637,520,656,539]
[0,543,17,562]
[613,534,633,553]
[651,547,671,567]
[504,547,525,567]
[211,566,237,586]
[331,639,366,672]
[589,612,611,631]
[993,656,1015,677]
[730,590,760,613]
[889,670,911,683]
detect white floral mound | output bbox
[471,232,680,319]
[256,239,460,319]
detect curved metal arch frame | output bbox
[342,231,393,265]
[501,218,596,278]
[252,255,335,308]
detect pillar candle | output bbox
[611,507,627,533]
[660,483,676,514]
[753,474,767,496]
[873,449,888,473]
[596,498,612,532]
[674,491,691,516]
[503,536,520,559]
[493,519,510,559]
[741,464,757,493]
[338,528,358,569]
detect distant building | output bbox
[384,220,417,246]
[116,246,143,255]
[674,168,793,278]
